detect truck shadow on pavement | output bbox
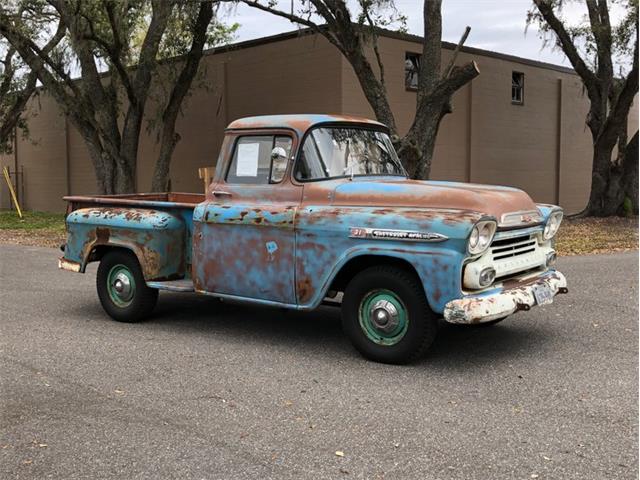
[71,291,551,368]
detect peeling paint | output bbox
[444,270,568,324]
[58,115,567,325]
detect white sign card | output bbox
[236,142,260,177]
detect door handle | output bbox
[212,190,232,198]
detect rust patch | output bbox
[96,227,110,244]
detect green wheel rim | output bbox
[106,264,136,308]
[358,289,408,346]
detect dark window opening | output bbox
[405,53,420,90]
[512,71,524,104]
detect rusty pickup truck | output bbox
[59,114,567,364]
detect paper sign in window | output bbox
[236,143,260,176]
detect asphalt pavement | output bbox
[0,245,637,480]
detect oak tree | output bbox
[0,0,235,194]
[0,6,64,153]
[238,0,479,179]
[530,0,639,216]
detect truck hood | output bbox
[332,179,539,220]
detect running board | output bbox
[146,279,195,292]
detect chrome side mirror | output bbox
[270,146,288,183]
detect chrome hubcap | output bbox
[112,273,131,299]
[107,265,136,307]
[370,300,399,333]
[358,289,409,346]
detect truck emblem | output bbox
[349,227,448,242]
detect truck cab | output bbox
[59,114,567,364]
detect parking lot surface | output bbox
[1,245,637,479]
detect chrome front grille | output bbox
[491,234,537,260]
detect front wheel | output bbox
[341,266,437,364]
[97,250,158,323]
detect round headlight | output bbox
[479,224,492,248]
[469,227,479,249]
[468,220,496,255]
[543,210,563,240]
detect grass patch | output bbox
[0,210,66,231]
[555,216,638,256]
[0,210,66,248]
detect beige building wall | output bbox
[136,33,342,194]
[1,30,633,215]
[0,94,69,211]
[339,34,601,213]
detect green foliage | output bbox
[0,1,64,153]
[356,0,407,32]
[527,0,638,74]
[0,0,238,192]
[145,3,239,137]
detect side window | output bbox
[272,136,293,183]
[512,72,524,105]
[405,52,420,90]
[226,135,292,184]
[295,135,328,180]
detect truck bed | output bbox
[61,192,205,282]
[63,192,205,214]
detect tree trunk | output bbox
[151,131,179,191]
[621,131,639,214]
[149,1,214,192]
[393,135,421,178]
[585,141,625,216]
[396,111,442,180]
[114,159,136,193]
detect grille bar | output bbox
[490,234,537,260]
[493,246,536,260]
[492,239,536,253]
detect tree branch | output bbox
[152,0,215,190]
[418,0,442,97]
[362,5,385,87]
[599,37,638,149]
[533,0,599,94]
[444,26,470,78]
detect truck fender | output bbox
[62,207,186,281]
[299,245,465,313]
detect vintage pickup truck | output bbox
[59,114,567,364]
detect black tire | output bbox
[341,265,437,364]
[96,250,158,323]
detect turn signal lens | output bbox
[479,267,496,287]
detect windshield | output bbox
[294,127,406,181]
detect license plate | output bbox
[533,284,554,306]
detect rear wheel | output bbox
[97,250,158,323]
[341,266,437,364]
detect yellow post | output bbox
[2,166,22,219]
[198,166,215,193]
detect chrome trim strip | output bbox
[499,209,543,227]
[493,225,543,241]
[349,227,448,242]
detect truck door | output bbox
[193,131,301,305]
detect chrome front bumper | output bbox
[443,270,567,324]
